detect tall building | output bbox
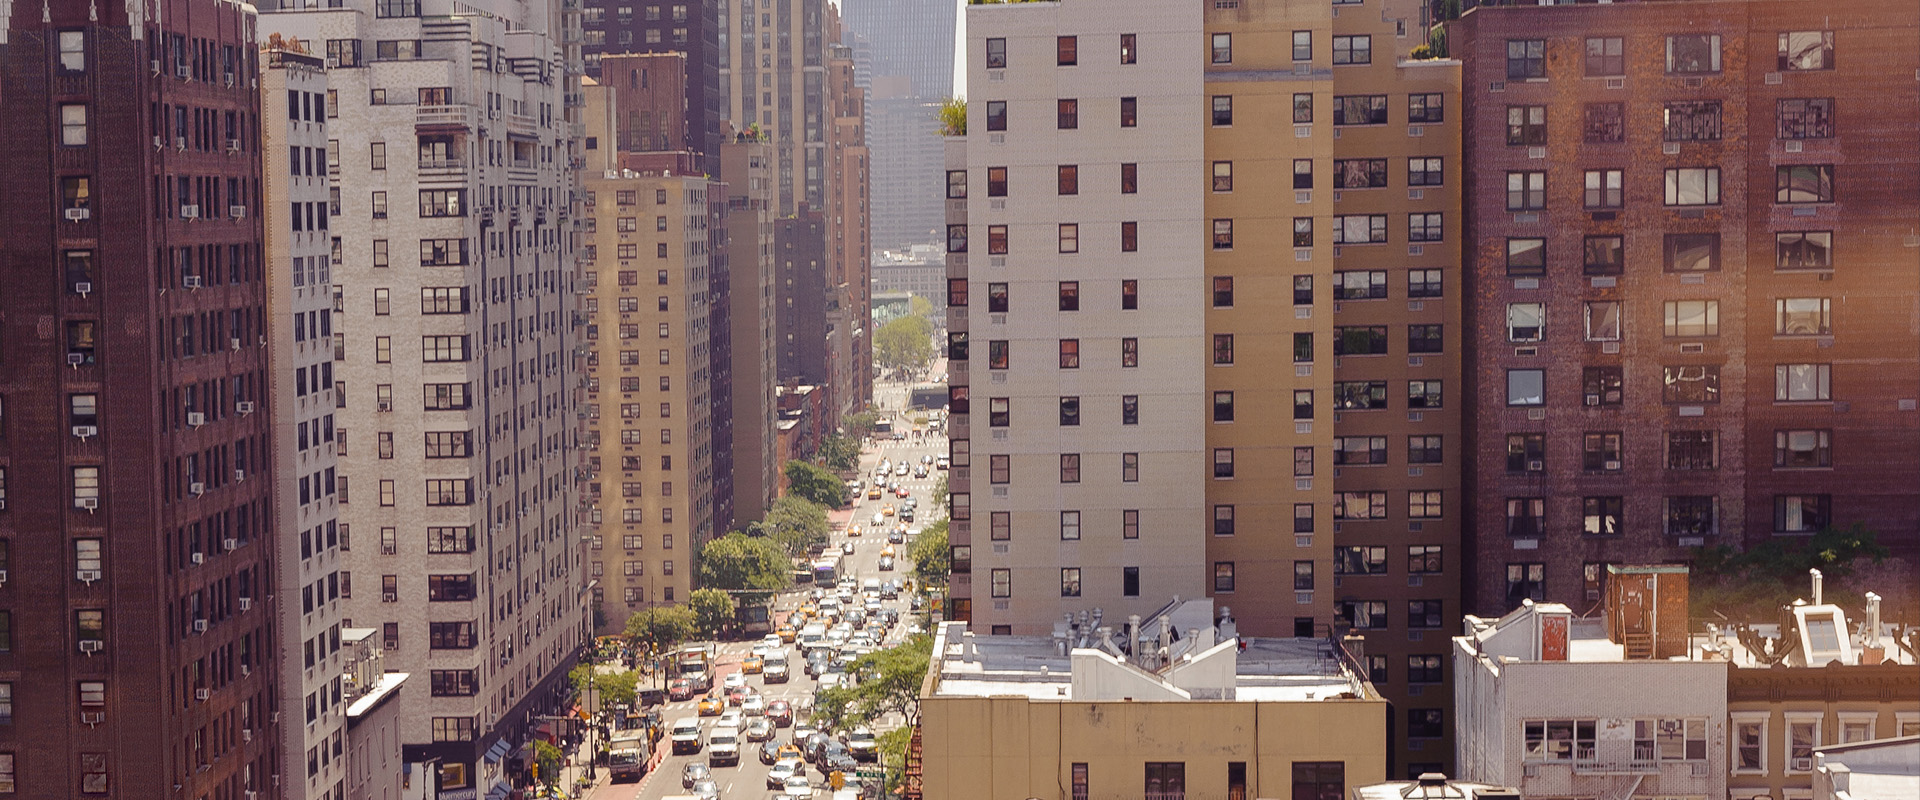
[718,0,827,216]
[721,129,780,523]
[774,206,830,394]
[840,0,956,255]
[951,0,1211,632]
[0,2,283,797]
[577,76,715,631]
[1453,0,1920,618]
[580,0,722,175]
[825,38,872,418]
[261,42,353,800]
[256,3,588,794]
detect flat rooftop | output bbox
[931,624,1365,702]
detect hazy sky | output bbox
[953,0,966,98]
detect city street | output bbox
[589,376,947,800]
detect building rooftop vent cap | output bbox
[1416,774,1449,789]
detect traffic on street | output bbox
[586,376,948,800]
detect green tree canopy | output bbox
[910,518,949,589]
[785,460,847,509]
[572,665,640,710]
[811,633,934,732]
[624,604,697,654]
[817,432,861,472]
[909,294,935,320]
[931,473,948,508]
[1691,523,1890,618]
[938,96,966,136]
[841,411,882,439]
[698,531,794,597]
[874,315,935,373]
[762,495,830,557]
[688,588,738,638]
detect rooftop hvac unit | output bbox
[64,207,91,222]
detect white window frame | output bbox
[1783,712,1822,774]
[1730,712,1768,775]
[1835,711,1877,744]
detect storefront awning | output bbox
[482,738,513,764]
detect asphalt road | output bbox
[597,384,947,800]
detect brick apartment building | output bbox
[0,2,283,796]
[1455,0,1920,616]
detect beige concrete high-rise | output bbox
[722,130,780,523]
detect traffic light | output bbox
[831,770,846,790]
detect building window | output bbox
[1213,161,1233,192]
[1408,491,1442,520]
[1059,396,1081,426]
[1506,238,1545,275]
[1506,303,1544,343]
[1292,30,1313,61]
[1583,433,1624,472]
[1334,326,1387,356]
[1058,224,1079,253]
[1666,34,1721,73]
[1294,504,1315,533]
[60,104,88,146]
[1057,35,1077,66]
[988,455,1010,485]
[985,37,1006,69]
[1585,37,1624,76]
[1506,106,1546,145]
[1059,454,1080,484]
[1334,381,1387,411]
[987,226,1008,255]
[1213,392,1234,423]
[1057,165,1078,195]
[1121,162,1138,193]
[1407,94,1443,123]
[1507,369,1544,407]
[1333,215,1386,244]
[1212,449,1234,479]
[1778,98,1835,139]
[1664,167,1721,206]
[1057,99,1078,129]
[1293,217,1314,247]
[1668,431,1718,470]
[1294,391,1314,421]
[990,512,1011,542]
[1507,563,1546,603]
[1121,396,1139,425]
[1335,159,1387,189]
[1058,339,1079,369]
[1334,492,1387,520]
[1735,720,1766,772]
[1585,102,1625,143]
[1507,434,1546,473]
[1665,496,1716,537]
[1662,365,1721,404]
[1123,509,1140,538]
[1664,233,1720,271]
[1212,334,1234,366]
[1293,446,1315,477]
[1774,495,1830,534]
[1334,95,1387,126]
[1585,301,1622,341]
[1663,300,1720,337]
[1776,165,1834,204]
[1121,279,1138,308]
[1584,235,1624,275]
[1335,546,1387,575]
[1777,231,1833,270]
[1408,546,1443,575]
[947,170,968,199]
[1778,31,1834,71]
[1776,429,1832,468]
[1506,39,1546,79]
[1408,269,1443,298]
[1408,435,1443,464]
[1147,762,1187,799]
[1214,505,1235,536]
[1664,101,1723,142]
[1776,297,1831,335]
[1211,96,1232,126]
[1775,363,1831,402]
[1506,499,1545,537]
[1120,34,1136,64]
[58,29,86,71]
[1335,436,1386,466]
[1525,720,1597,760]
[1407,157,1443,187]
[1213,562,1235,593]
[984,102,1006,132]
[990,568,1011,598]
[1212,33,1232,64]
[1583,169,1624,208]
[1333,35,1370,65]
[986,167,1007,197]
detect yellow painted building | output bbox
[919,603,1387,800]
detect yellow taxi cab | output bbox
[847,524,862,538]
[776,743,804,762]
[867,486,883,499]
[881,545,896,559]
[797,603,817,619]
[742,655,764,674]
[698,694,724,716]
[881,505,896,517]
[777,625,797,643]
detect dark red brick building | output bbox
[1457,0,1920,616]
[1,2,282,797]
[582,0,722,176]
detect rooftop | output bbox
[1817,737,1920,800]
[1353,775,1519,800]
[928,599,1373,702]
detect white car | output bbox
[717,709,745,729]
[783,774,813,796]
[751,641,774,658]
[896,463,910,476]
[870,512,886,526]
[723,672,747,690]
[767,758,805,789]
[742,694,768,716]
[762,633,785,650]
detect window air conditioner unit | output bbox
[0,569,7,586]
[191,552,205,565]
[241,728,252,742]
[151,59,162,75]
[65,207,91,221]
[187,411,206,427]
[228,337,242,351]
[78,497,99,511]
[176,64,190,79]
[184,274,203,289]
[73,425,98,439]
[195,687,211,700]
[234,469,246,482]
[224,73,235,88]
[1527,460,1544,472]
[192,620,208,634]
[382,592,398,603]
[79,640,103,654]
[230,205,246,219]
[224,538,239,551]
[154,135,165,149]
[1793,757,1813,772]
[73,281,92,295]
[238,597,252,611]
[81,711,105,725]
[68,353,88,367]
[377,400,393,412]
[236,401,255,414]
[175,136,188,151]
[78,569,102,583]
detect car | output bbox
[881,505,895,517]
[879,581,899,600]
[846,523,862,538]
[841,541,856,556]
[900,508,915,522]
[767,699,794,726]
[887,480,901,491]
[866,486,882,499]
[764,660,791,683]
[742,693,768,716]
[936,456,950,470]
[802,731,833,763]
[668,678,695,701]
[817,741,859,775]
[783,774,813,796]
[697,695,723,716]
[879,556,895,571]
[870,512,886,526]
[671,718,705,755]
[888,529,905,544]
[895,486,912,498]
[881,544,896,558]
[845,727,880,762]
[914,466,929,478]
[767,757,806,788]
[726,685,751,706]
[707,726,741,766]
[746,717,777,742]
[777,741,804,762]
[777,625,797,643]
[741,655,764,674]
[896,463,910,476]
[793,722,818,743]
[717,709,745,730]
[758,738,786,765]
[922,454,935,464]
[682,762,712,789]
[691,778,721,800]
[722,671,748,690]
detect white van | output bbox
[707,726,742,766]
[669,717,704,754]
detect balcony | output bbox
[418,157,467,176]
[1568,758,1663,775]
[506,112,538,139]
[417,104,476,131]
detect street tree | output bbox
[762,495,830,557]
[784,460,846,509]
[688,588,738,638]
[841,411,882,439]
[874,315,934,373]
[909,294,934,320]
[572,664,640,709]
[811,633,934,732]
[817,432,861,472]
[909,519,949,589]
[624,604,697,655]
[698,532,793,597]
